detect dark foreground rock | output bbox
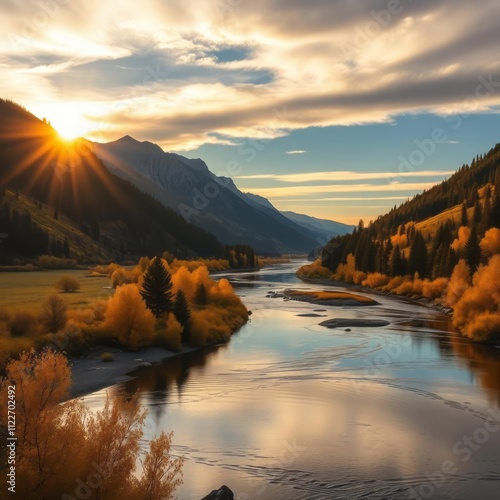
[201,485,234,500]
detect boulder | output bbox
[201,485,234,500]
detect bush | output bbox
[56,275,81,292]
[8,311,39,337]
[362,272,390,289]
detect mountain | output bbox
[0,99,222,263]
[88,137,352,255]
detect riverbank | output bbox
[69,345,202,398]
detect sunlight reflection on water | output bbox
[83,262,500,499]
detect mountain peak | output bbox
[119,135,138,142]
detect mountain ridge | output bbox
[89,136,353,255]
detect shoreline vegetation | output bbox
[0,256,252,498]
[0,256,250,370]
[297,256,500,343]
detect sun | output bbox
[37,101,96,141]
[52,114,92,141]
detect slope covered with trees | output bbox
[300,143,500,342]
[0,99,222,263]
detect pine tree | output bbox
[390,246,406,276]
[173,290,191,344]
[473,199,482,225]
[489,191,500,229]
[63,237,70,258]
[193,283,208,305]
[463,228,482,273]
[461,200,468,227]
[408,230,427,278]
[140,257,173,318]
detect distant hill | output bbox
[320,143,500,279]
[88,137,351,255]
[0,99,222,263]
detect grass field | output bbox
[0,269,114,313]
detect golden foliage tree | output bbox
[0,349,183,499]
[445,259,471,308]
[104,284,155,350]
[452,255,500,341]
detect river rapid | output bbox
[83,261,500,500]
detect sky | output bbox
[2,0,500,224]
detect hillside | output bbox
[301,143,500,342]
[0,99,222,263]
[88,137,351,255]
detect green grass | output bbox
[0,269,114,313]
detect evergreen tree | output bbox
[480,195,491,236]
[390,246,406,276]
[140,256,173,318]
[473,199,482,225]
[173,290,191,344]
[193,283,208,305]
[461,200,468,226]
[408,230,427,278]
[63,237,70,258]
[464,228,482,273]
[489,191,500,229]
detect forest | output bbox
[299,143,500,342]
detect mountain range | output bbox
[88,136,353,255]
[0,99,352,263]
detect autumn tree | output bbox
[40,294,67,332]
[140,257,173,318]
[173,290,191,344]
[0,349,183,499]
[105,284,155,349]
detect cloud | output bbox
[239,182,437,198]
[286,150,306,154]
[236,170,455,183]
[2,0,500,149]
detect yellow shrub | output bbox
[362,273,390,289]
[104,284,155,350]
[480,228,500,256]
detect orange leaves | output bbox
[452,255,500,341]
[0,349,183,498]
[135,432,184,500]
[104,284,155,350]
[451,225,471,252]
[480,227,500,256]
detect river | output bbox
[83,261,500,499]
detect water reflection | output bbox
[449,335,500,407]
[118,346,222,401]
[93,262,500,499]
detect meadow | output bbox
[0,269,113,313]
